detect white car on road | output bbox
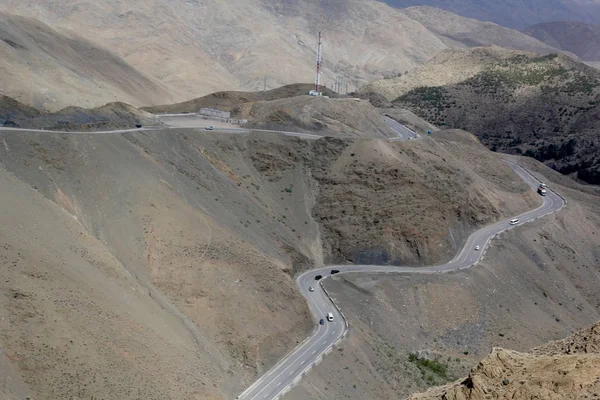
[510,219,520,225]
[474,245,480,251]
[326,312,334,322]
[309,286,315,292]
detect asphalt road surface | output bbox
[384,116,420,140]
[237,161,564,400]
[1,114,413,142]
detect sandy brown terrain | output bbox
[0,0,565,101]
[0,12,177,111]
[144,84,336,114]
[244,97,397,137]
[285,149,600,400]
[408,322,600,400]
[0,116,559,399]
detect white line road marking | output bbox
[238,162,564,400]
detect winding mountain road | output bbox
[384,116,420,140]
[0,115,564,400]
[237,162,565,400]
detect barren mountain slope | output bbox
[0,131,319,399]
[402,6,558,54]
[0,12,177,111]
[0,0,447,98]
[392,48,600,184]
[305,131,539,266]
[381,0,600,29]
[524,21,600,61]
[1,95,160,130]
[286,138,600,400]
[0,0,568,101]
[0,164,233,400]
[144,84,336,114]
[0,94,41,123]
[244,97,398,137]
[0,123,546,398]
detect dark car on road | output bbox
[314,274,322,280]
[135,124,142,128]
[330,269,340,275]
[319,319,324,325]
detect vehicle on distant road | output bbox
[330,269,339,275]
[135,124,142,128]
[510,219,520,225]
[205,126,214,130]
[474,245,480,251]
[537,187,547,196]
[309,286,315,292]
[314,275,322,281]
[326,313,334,322]
[319,319,324,325]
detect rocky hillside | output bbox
[0,122,543,398]
[381,0,600,29]
[244,97,397,137]
[0,0,564,102]
[524,21,600,61]
[362,46,520,101]
[285,137,600,400]
[0,12,177,111]
[408,322,600,400]
[390,48,600,184]
[144,84,336,114]
[1,94,159,131]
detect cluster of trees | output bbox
[523,138,577,162]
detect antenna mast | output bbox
[315,31,323,93]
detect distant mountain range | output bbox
[524,21,600,61]
[380,0,600,29]
[0,1,562,107]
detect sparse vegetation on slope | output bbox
[393,49,600,184]
[0,95,159,131]
[288,150,600,400]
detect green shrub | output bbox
[408,353,448,378]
